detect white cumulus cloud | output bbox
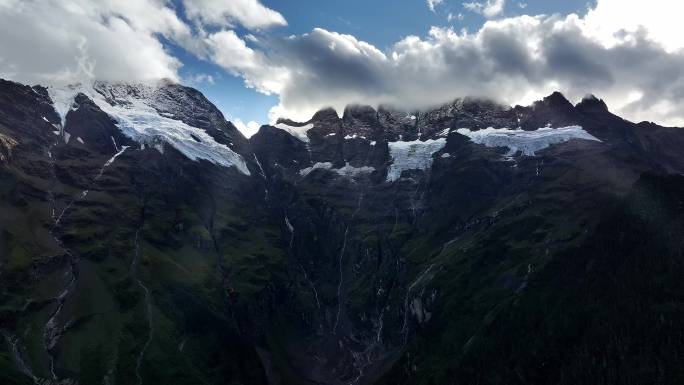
[448,12,465,22]
[463,0,506,19]
[0,0,189,84]
[0,0,286,86]
[183,0,287,29]
[427,0,444,12]
[583,0,684,53]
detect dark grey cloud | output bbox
[275,30,388,93]
[480,27,538,78]
[541,26,615,90]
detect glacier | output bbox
[456,126,601,157]
[46,82,250,175]
[386,139,447,182]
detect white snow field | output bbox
[274,122,313,142]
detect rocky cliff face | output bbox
[1,78,683,385]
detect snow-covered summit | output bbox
[274,121,313,142]
[46,81,250,175]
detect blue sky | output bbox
[173,0,595,126]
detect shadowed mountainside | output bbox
[1,78,683,385]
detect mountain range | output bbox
[1,78,683,385]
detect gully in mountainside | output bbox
[334,193,364,335]
[131,227,153,385]
[40,133,79,384]
[43,129,129,384]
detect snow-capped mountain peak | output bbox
[46,81,250,175]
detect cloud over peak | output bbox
[245,9,684,126]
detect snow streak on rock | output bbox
[254,154,269,200]
[274,122,313,142]
[386,139,447,181]
[456,126,601,157]
[334,224,351,335]
[299,263,321,310]
[344,134,366,140]
[54,141,128,226]
[284,216,294,248]
[299,162,333,176]
[299,162,375,179]
[335,163,375,178]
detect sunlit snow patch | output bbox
[344,134,366,140]
[437,128,451,137]
[46,82,250,175]
[456,126,601,157]
[275,122,313,142]
[386,139,447,182]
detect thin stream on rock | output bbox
[334,194,364,334]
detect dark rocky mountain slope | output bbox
[0,78,683,385]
